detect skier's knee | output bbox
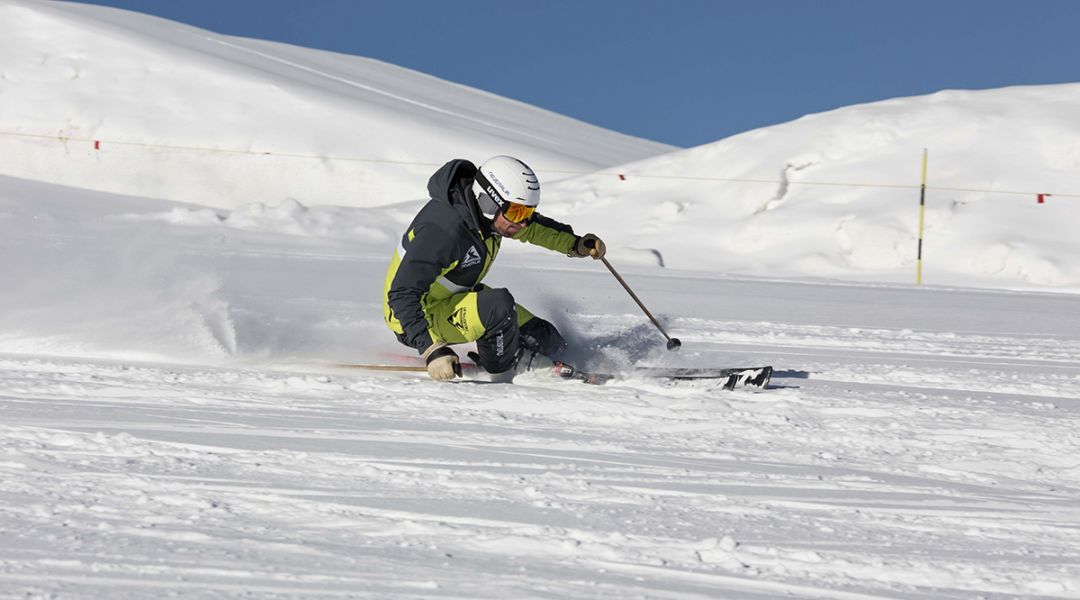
[520,317,566,357]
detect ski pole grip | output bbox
[583,237,598,257]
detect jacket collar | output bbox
[427,159,492,236]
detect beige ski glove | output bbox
[423,342,461,381]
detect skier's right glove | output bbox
[423,342,461,381]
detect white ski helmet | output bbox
[472,155,540,217]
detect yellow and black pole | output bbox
[916,149,928,285]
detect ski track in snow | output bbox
[3,308,1080,599]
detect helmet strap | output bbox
[473,170,507,211]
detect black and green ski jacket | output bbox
[382,159,578,355]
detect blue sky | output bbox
[74,0,1080,148]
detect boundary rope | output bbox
[3,129,1077,199]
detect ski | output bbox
[548,362,772,390]
[332,361,772,390]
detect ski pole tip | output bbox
[666,338,682,352]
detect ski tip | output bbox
[757,365,773,388]
[723,365,773,390]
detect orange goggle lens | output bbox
[502,202,535,223]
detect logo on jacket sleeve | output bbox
[460,245,482,268]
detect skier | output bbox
[382,156,606,382]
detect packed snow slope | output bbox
[3,175,1080,599]
[0,0,671,209]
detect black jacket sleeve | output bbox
[386,224,458,354]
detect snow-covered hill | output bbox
[0,0,671,209]
[4,1,1078,290]
[3,2,1080,598]
[548,84,1080,289]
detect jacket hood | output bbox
[427,159,486,232]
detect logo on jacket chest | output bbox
[460,245,482,269]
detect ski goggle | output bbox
[502,202,535,224]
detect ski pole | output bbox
[586,241,682,352]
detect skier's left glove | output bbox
[570,233,606,259]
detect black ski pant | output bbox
[398,286,566,374]
[471,288,567,373]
